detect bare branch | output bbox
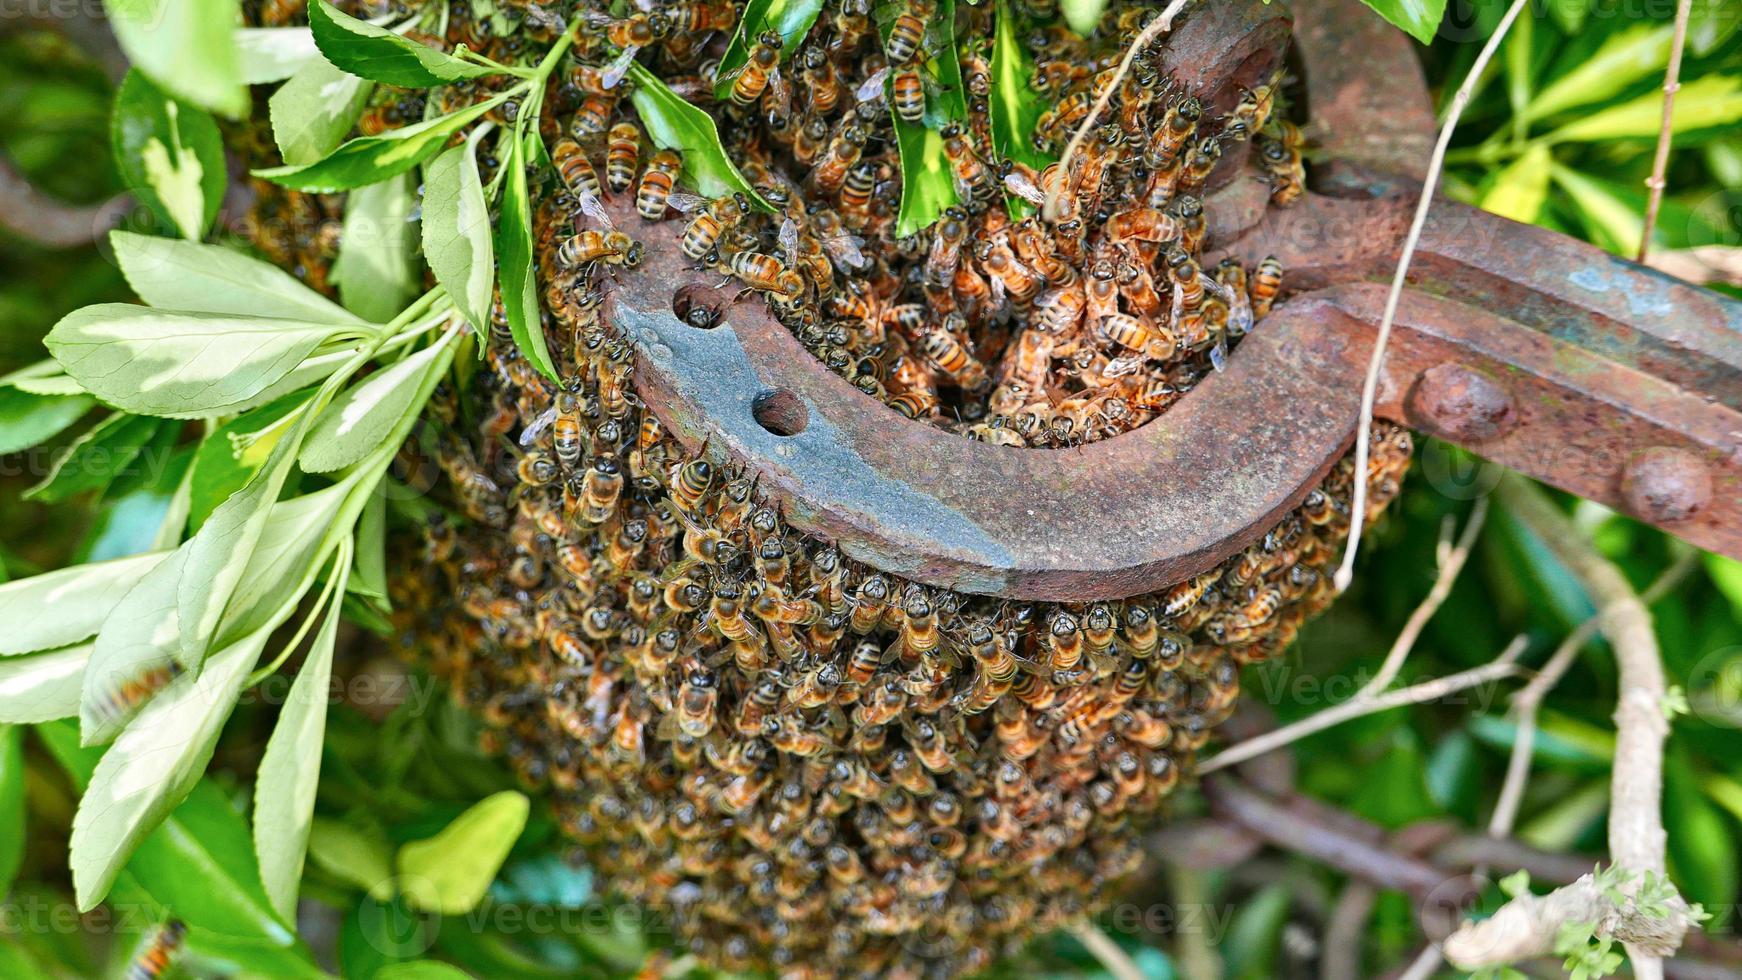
[1360,497,1488,696]
[1333,0,1533,592]
[1070,919,1148,980]
[1199,644,1525,774]
[1637,0,1694,263]
[1442,873,1689,970]
[0,157,127,249]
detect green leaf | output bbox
[112,70,226,241]
[628,63,773,206]
[216,482,351,646]
[81,543,194,744]
[106,0,247,117]
[396,790,529,914]
[881,0,967,236]
[37,723,301,946]
[1551,164,1643,257]
[991,1,1055,216]
[422,133,497,334]
[236,27,323,85]
[1349,730,1441,828]
[1544,76,1742,143]
[1356,0,1447,45]
[0,551,169,656]
[187,391,309,532]
[46,305,346,419]
[1479,140,1551,224]
[301,333,459,473]
[270,58,375,167]
[1689,0,1742,56]
[0,726,21,897]
[69,627,266,911]
[378,964,475,980]
[1060,0,1104,37]
[714,0,826,101]
[1665,753,1738,911]
[1707,554,1742,617]
[308,817,396,898]
[254,565,346,921]
[112,231,362,324]
[497,132,557,382]
[257,96,504,193]
[308,0,499,88]
[333,173,422,322]
[1524,25,1674,124]
[340,895,423,978]
[0,387,94,455]
[354,484,389,604]
[0,644,91,723]
[27,413,166,504]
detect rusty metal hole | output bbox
[673,283,726,330]
[752,389,808,436]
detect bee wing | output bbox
[855,66,890,103]
[519,407,559,447]
[669,191,711,213]
[778,217,801,267]
[601,45,640,90]
[1003,169,1046,205]
[577,188,615,229]
[581,10,614,25]
[1209,338,1228,372]
[1103,352,1145,378]
[822,233,868,270]
[767,67,792,118]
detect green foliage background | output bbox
[1,1,1740,977]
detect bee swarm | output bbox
[242,0,1408,975]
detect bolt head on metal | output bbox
[1621,447,1712,524]
[1406,363,1516,444]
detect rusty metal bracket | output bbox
[605,0,1742,601]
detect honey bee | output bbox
[606,122,642,191]
[667,0,737,33]
[1249,256,1283,317]
[940,124,987,201]
[918,326,988,391]
[725,31,784,106]
[885,0,934,63]
[810,124,868,195]
[558,211,644,269]
[1256,121,1305,206]
[728,251,807,304]
[891,66,926,122]
[680,193,752,260]
[1225,82,1277,142]
[1099,313,1175,360]
[571,93,618,137]
[838,161,878,228]
[577,458,623,523]
[797,47,842,115]
[553,134,602,203]
[125,920,187,980]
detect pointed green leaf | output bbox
[107,0,246,117]
[714,0,826,101]
[879,0,966,235]
[0,644,91,723]
[308,818,396,898]
[112,70,226,241]
[0,551,169,657]
[26,414,166,504]
[257,96,504,193]
[270,58,375,167]
[0,726,21,897]
[236,27,323,85]
[302,333,457,473]
[421,135,496,334]
[1060,0,1104,37]
[1479,142,1552,225]
[254,566,346,921]
[81,543,193,744]
[112,231,362,324]
[629,63,772,206]
[1525,25,1674,123]
[0,387,94,455]
[46,305,344,419]
[332,173,422,322]
[308,0,499,87]
[70,628,264,910]
[497,132,557,382]
[396,790,529,914]
[992,1,1055,217]
[1356,0,1448,45]
[1545,76,1742,143]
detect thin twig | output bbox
[1637,0,1694,263]
[1199,643,1526,774]
[0,157,128,249]
[1070,919,1148,980]
[1486,474,1688,979]
[1360,497,1488,696]
[1321,882,1377,980]
[1043,0,1192,220]
[1488,548,1697,838]
[1167,863,1224,980]
[1332,0,1533,592]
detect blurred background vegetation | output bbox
[1,0,1740,977]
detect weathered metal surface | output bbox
[605,0,1742,601]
